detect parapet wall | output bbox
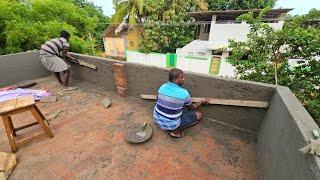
[70,53,275,132]
[1,51,320,178]
[258,86,320,179]
[0,51,50,87]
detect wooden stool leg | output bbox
[33,105,50,125]
[8,116,16,137]
[2,115,18,152]
[30,106,54,138]
[33,105,46,122]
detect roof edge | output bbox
[188,8,294,15]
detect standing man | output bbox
[153,68,208,138]
[39,30,77,91]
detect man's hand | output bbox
[64,54,79,63]
[201,98,210,105]
[61,46,69,55]
[188,98,209,110]
[69,56,79,63]
[61,47,78,62]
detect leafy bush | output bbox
[0,0,110,55]
[228,10,320,125]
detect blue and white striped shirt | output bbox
[153,82,192,130]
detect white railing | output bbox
[126,51,167,68]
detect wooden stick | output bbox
[68,59,97,70]
[78,60,97,70]
[140,94,269,109]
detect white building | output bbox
[177,9,292,77]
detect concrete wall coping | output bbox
[70,52,277,90]
[276,86,320,139]
[0,50,38,58]
[258,86,320,179]
[276,86,320,166]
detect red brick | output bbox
[112,63,124,68]
[116,73,125,78]
[113,69,122,76]
[116,78,126,88]
[112,63,127,96]
[117,87,126,97]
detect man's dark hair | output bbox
[60,30,70,39]
[169,68,184,82]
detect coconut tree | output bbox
[112,0,207,25]
[112,0,147,25]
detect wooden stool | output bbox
[0,96,54,152]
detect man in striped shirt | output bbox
[39,30,77,91]
[153,68,208,138]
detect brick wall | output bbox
[112,63,127,96]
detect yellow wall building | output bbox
[103,25,141,59]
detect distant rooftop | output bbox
[189,8,293,21]
[302,19,320,28]
[103,24,121,37]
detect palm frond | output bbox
[112,4,128,23]
[198,0,208,11]
[129,7,137,25]
[137,0,144,15]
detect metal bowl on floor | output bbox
[124,122,153,144]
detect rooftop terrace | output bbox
[1,76,258,179]
[0,51,320,179]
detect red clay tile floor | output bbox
[0,76,259,179]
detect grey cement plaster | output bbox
[69,53,116,92]
[258,86,320,180]
[125,63,275,132]
[0,51,50,88]
[69,53,276,132]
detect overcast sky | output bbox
[91,0,320,17]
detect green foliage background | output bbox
[0,0,110,55]
[228,9,320,124]
[111,0,276,53]
[139,0,198,53]
[206,0,276,10]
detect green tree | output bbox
[112,0,148,24]
[139,0,206,53]
[0,0,109,55]
[207,0,276,10]
[285,8,320,29]
[71,0,111,52]
[228,10,320,124]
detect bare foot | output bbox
[168,131,183,138]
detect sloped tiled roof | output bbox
[103,24,121,37]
